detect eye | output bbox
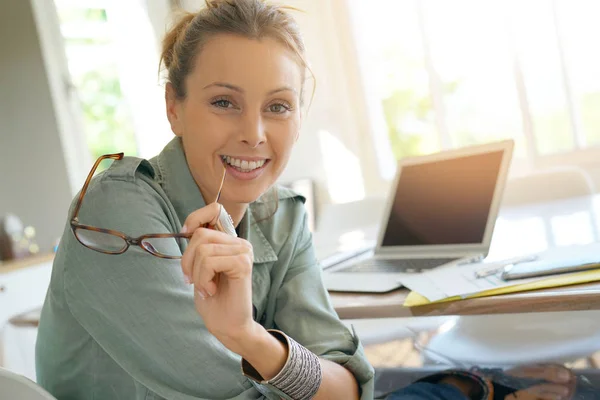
[211,98,235,109]
[267,102,291,114]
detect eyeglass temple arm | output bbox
[215,165,227,203]
[71,153,124,221]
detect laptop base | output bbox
[324,273,404,293]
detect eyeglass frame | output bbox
[70,152,193,259]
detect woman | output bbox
[36,1,577,399]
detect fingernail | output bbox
[184,275,191,285]
[180,225,188,234]
[195,289,205,299]
[558,370,571,382]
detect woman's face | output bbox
[166,34,303,205]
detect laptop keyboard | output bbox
[337,257,458,274]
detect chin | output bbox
[225,189,265,205]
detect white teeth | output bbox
[222,156,266,172]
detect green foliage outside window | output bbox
[57,4,138,162]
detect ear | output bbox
[165,83,184,137]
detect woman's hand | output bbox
[180,203,256,354]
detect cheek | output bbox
[268,121,298,161]
[182,107,229,147]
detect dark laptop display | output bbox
[381,151,505,247]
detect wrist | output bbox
[241,330,323,399]
[234,323,288,381]
[213,321,261,354]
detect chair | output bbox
[424,166,600,368]
[344,316,457,346]
[493,165,598,253]
[502,166,595,206]
[423,311,600,368]
[0,367,56,399]
[2,309,40,382]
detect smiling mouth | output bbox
[220,155,268,172]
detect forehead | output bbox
[190,34,303,90]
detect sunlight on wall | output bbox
[318,130,365,204]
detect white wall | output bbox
[0,0,75,253]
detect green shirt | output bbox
[36,137,374,400]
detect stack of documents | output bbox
[400,242,600,307]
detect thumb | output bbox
[181,203,221,233]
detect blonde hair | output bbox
[160,0,312,104]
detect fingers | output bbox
[181,203,222,233]
[509,383,571,400]
[508,364,573,384]
[192,253,253,297]
[181,228,249,279]
[180,228,253,297]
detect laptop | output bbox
[323,139,514,293]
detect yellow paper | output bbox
[404,268,600,307]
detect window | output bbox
[53,0,171,162]
[347,0,600,169]
[53,0,138,161]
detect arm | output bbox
[62,178,261,399]
[256,203,374,399]
[180,196,373,399]
[179,199,368,399]
[237,326,360,399]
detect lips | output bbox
[220,155,269,172]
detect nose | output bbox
[239,110,266,148]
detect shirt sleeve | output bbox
[266,201,375,399]
[61,176,263,400]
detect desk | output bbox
[329,194,600,319]
[0,253,54,274]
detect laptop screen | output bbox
[381,150,505,247]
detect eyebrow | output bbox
[203,82,297,96]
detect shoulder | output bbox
[249,185,312,257]
[252,185,308,227]
[254,185,306,204]
[274,185,306,203]
[102,156,156,183]
[71,156,172,236]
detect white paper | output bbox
[398,243,600,302]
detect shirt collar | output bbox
[153,138,277,264]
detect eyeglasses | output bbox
[70,153,226,259]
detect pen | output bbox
[456,254,485,266]
[474,255,538,279]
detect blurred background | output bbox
[2,0,600,253]
[3,1,600,387]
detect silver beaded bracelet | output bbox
[241,329,323,400]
